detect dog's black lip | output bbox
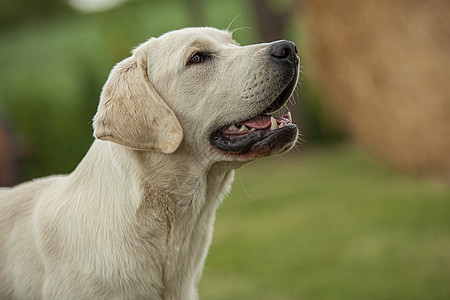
[210,124,297,154]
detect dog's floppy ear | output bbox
[93,43,183,153]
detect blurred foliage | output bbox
[0,0,71,29]
[299,82,345,143]
[0,0,338,182]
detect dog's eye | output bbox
[189,53,203,64]
[187,52,210,65]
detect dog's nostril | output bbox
[272,46,290,59]
[270,40,297,63]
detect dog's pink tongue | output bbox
[239,116,271,129]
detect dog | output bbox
[0,27,299,299]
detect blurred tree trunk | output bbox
[250,0,294,42]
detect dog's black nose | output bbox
[270,40,298,64]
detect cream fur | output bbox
[0,27,298,299]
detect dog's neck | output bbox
[132,141,236,230]
[71,139,234,223]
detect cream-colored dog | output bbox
[0,27,299,299]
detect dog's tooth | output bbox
[228,124,238,131]
[279,123,285,128]
[287,111,292,120]
[270,117,278,130]
[239,125,249,131]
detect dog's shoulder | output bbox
[0,175,66,219]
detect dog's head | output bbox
[93,27,299,162]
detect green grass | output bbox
[199,145,450,300]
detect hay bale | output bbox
[301,0,450,177]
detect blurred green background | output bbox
[0,0,449,299]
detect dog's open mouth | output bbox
[209,79,298,156]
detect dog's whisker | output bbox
[230,26,254,35]
[238,171,254,200]
[226,14,242,32]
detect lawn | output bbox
[199,145,450,300]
